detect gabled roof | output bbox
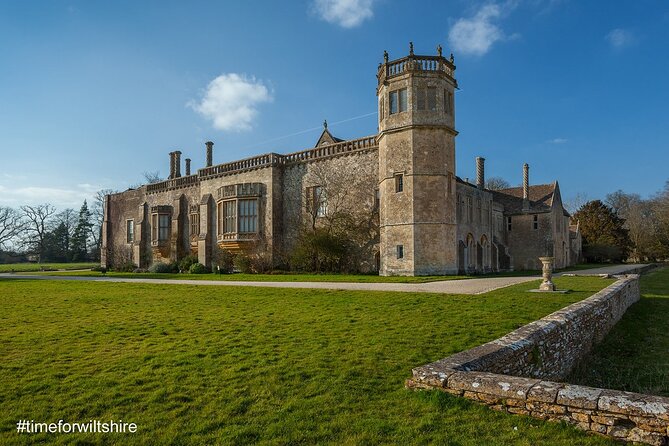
[491,183,557,215]
[315,128,344,147]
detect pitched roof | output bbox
[314,128,344,147]
[491,183,557,215]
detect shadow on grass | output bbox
[568,268,669,397]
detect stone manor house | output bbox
[101,45,582,276]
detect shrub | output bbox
[149,262,173,273]
[179,254,199,273]
[233,252,272,274]
[233,255,253,274]
[212,245,235,274]
[189,263,210,274]
[115,261,137,272]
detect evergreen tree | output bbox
[573,200,632,263]
[42,222,70,262]
[71,200,93,261]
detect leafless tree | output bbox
[142,170,163,184]
[484,176,511,191]
[564,192,590,215]
[0,206,25,250]
[20,204,57,262]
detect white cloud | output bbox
[189,73,273,132]
[606,28,636,49]
[548,138,568,144]
[312,0,376,28]
[0,183,101,209]
[448,3,514,56]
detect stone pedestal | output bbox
[539,256,556,291]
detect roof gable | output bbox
[315,126,344,147]
[491,183,557,215]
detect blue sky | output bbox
[1,0,668,209]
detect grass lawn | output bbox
[19,270,472,283]
[0,276,617,445]
[17,263,624,283]
[568,266,669,397]
[0,263,98,273]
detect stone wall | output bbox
[407,275,669,445]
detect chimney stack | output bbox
[476,157,485,189]
[174,151,182,178]
[205,141,214,167]
[169,151,175,179]
[185,158,191,176]
[522,163,530,211]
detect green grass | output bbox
[0,276,616,445]
[19,270,472,283]
[0,263,97,273]
[568,266,669,397]
[19,262,620,283]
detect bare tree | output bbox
[564,192,590,215]
[20,204,57,262]
[0,206,25,250]
[290,161,379,272]
[142,170,163,184]
[484,176,511,191]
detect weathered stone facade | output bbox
[407,272,669,445]
[101,45,582,275]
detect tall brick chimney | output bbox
[205,141,214,167]
[476,157,485,189]
[174,151,182,178]
[523,163,530,211]
[168,151,175,179]
[185,158,191,176]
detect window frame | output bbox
[151,213,170,243]
[126,219,134,244]
[396,245,404,259]
[189,213,200,237]
[389,88,408,114]
[395,174,404,193]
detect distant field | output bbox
[569,266,669,397]
[0,276,616,445]
[0,263,97,272]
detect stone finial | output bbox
[476,157,485,189]
[450,53,455,64]
[383,50,389,63]
[409,41,414,56]
[185,158,191,176]
[205,141,214,167]
[437,44,443,57]
[323,119,328,130]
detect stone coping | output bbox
[406,275,669,445]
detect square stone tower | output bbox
[377,43,458,275]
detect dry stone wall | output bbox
[407,274,669,445]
